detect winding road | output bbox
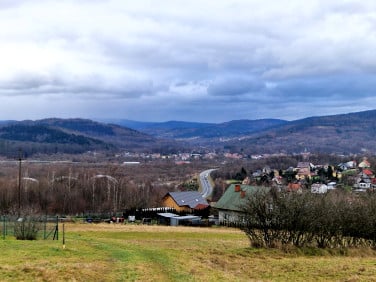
[199,169,217,199]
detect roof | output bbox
[214,184,268,212]
[157,212,179,218]
[165,191,209,209]
[157,213,200,220]
[173,215,201,220]
[297,162,311,168]
[288,183,301,191]
[363,169,373,176]
[359,160,371,168]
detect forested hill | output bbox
[112,110,376,155]
[32,118,156,146]
[0,118,179,157]
[224,110,376,155]
[1,109,376,157]
[116,119,288,139]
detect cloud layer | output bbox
[0,0,375,122]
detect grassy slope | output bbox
[0,223,376,281]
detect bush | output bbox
[14,217,41,240]
[241,190,376,249]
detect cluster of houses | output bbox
[352,158,376,191]
[249,158,376,193]
[158,158,376,226]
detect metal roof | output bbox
[214,184,268,212]
[167,191,209,209]
[173,215,201,220]
[157,213,200,220]
[157,212,179,218]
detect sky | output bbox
[1,0,376,123]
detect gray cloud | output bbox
[0,70,161,99]
[270,74,376,101]
[207,76,265,97]
[0,0,376,122]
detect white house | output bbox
[311,183,328,194]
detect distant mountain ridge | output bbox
[111,118,287,139]
[226,110,376,155]
[112,119,214,130]
[0,109,375,156]
[107,110,376,154]
[0,118,179,157]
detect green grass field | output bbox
[1,223,376,281]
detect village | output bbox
[247,157,376,193]
[148,156,376,227]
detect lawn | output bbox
[0,223,376,281]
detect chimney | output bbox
[234,184,241,192]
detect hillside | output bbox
[113,110,376,155]
[108,119,215,138]
[189,119,288,139]
[0,118,182,157]
[0,109,376,156]
[116,119,287,140]
[225,110,376,155]
[33,118,157,147]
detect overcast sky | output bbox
[1,0,376,123]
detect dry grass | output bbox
[0,223,376,281]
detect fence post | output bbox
[53,216,59,240]
[2,216,5,240]
[44,214,47,240]
[56,216,59,240]
[62,223,65,249]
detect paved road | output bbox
[199,169,217,199]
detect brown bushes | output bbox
[241,189,376,249]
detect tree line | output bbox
[0,162,190,216]
[0,158,213,216]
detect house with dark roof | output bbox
[354,171,373,190]
[214,184,268,224]
[162,191,209,213]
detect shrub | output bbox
[14,217,41,240]
[241,190,376,249]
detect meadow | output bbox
[1,223,376,281]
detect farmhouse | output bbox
[214,184,268,225]
[162,191,209,213]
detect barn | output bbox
[162,191,209,213]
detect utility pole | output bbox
[18,149,22,218]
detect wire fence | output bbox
[1,215,59,240]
